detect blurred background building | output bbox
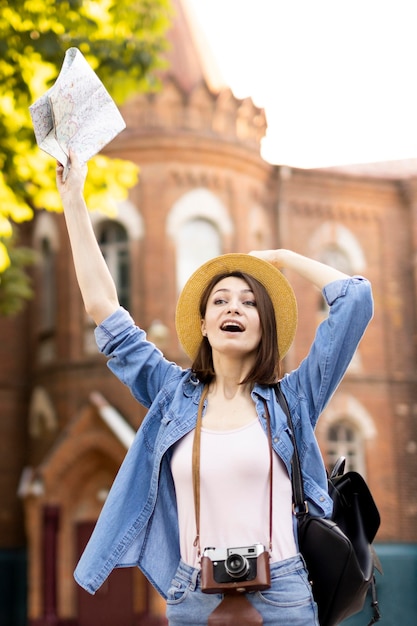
[1,0,417,624]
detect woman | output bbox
[56,153,373,625]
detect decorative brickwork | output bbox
[1,1,417,623]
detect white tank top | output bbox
[170,419,297,568]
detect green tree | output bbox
[0,0,172,314]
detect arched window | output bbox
[167,188,233,292]
[325,421,365,475]
[310,223,366,276]
[39,236,56,332]
[316,245,363,371]
[176,218,221,291]
[97,221,130,310]
[319,246,352,275]
[317,246,353,317]
[33,212,59,335]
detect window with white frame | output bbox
[33,212,59,335]
[318,246,353,317]
[97,221,130,310]
[325,420,365,475]
[176,218,221,292]
[316,244,364,371]
[319,245,352,275]
[39,236,56,332]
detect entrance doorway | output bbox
[76,522,134,626]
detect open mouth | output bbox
[221,321,244,333]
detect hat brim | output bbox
[175,253,298,361]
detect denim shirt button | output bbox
[273,437,279,443]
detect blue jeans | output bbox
[166,555,319,625]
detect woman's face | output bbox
[201,275,262,359]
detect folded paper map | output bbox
[29,47,126,180]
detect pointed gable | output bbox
[118,0,267,151]
[165,0,226,95]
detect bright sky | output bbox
[187,0,417,168]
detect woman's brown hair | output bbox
[191,271,281,385]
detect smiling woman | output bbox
[56,153,374,626]
[175,254,298,364]
[189,270,279,386]
[201,275,263,376]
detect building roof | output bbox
[164,0,226,94]
[320,158,417,180]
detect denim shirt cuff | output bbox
[94,307,135,352]
[323,275,366,306]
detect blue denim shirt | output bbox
[74,277,373,598]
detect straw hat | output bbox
[175,253,298,360]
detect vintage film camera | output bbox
[201,543,270,594]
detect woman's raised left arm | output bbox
[249,249,350,289]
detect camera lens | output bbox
[225,553,250,579]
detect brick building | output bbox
[1,0,417,624]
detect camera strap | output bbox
[192,385,274,559]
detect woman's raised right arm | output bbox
[56,152,120,325]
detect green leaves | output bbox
[0,238,35,316]
[0,0,171,313]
